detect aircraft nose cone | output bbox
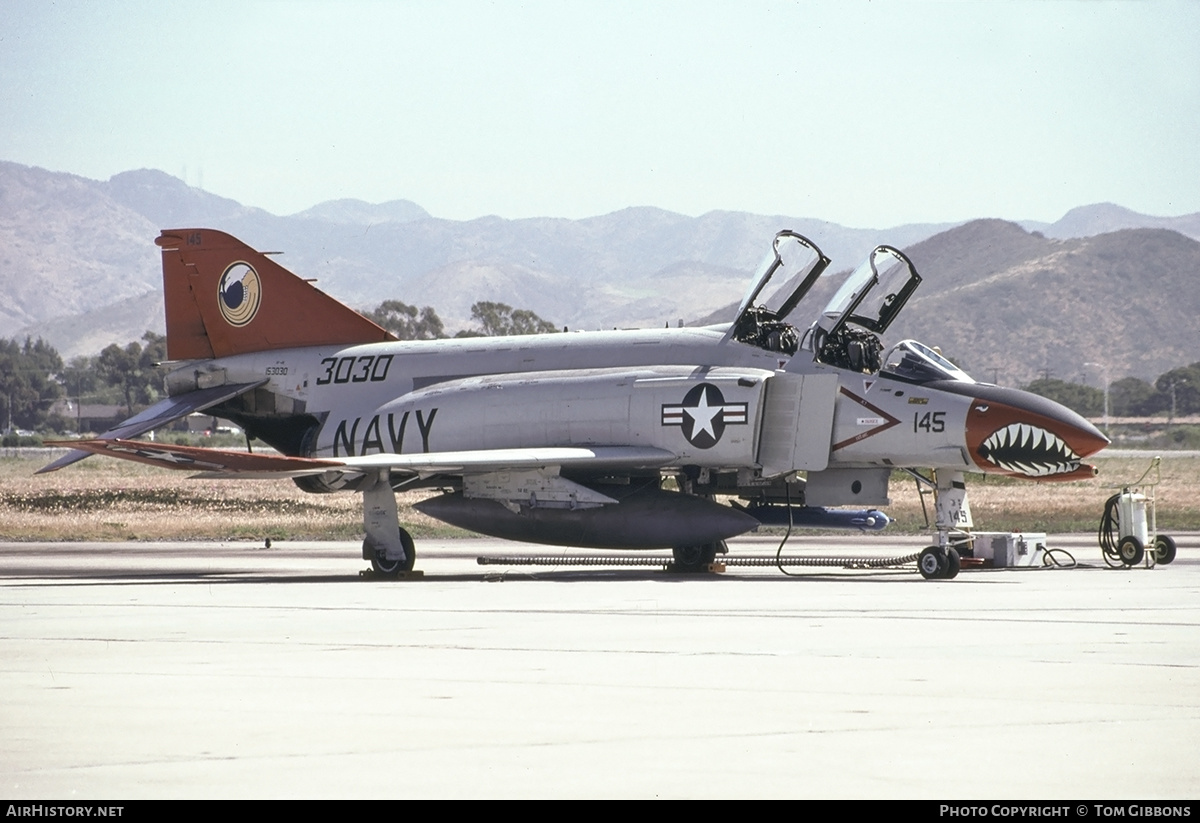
[956,384,1109,479]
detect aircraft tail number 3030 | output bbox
[317,355,394,386]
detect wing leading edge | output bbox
[43,438,678,480]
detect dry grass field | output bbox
[0,455,460,542]
[1,452,1197,542]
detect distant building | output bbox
[47,399,125,435]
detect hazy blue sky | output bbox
[2,0,1197,227]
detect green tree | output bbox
[96,331,167,416]
[364,300,445,340]
[1109,376,1156,417]
[61,355,102,400]
[1023,378,1104,417]
[0,337,64,431]
[460,301,557,337]
[1155,363,1200,417]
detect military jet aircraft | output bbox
[42,228,1108,579]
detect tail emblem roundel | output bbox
[217,262,262,327]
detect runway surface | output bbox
[2,533,1198,799]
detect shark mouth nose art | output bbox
[977,422,1081,478]
[958,383,1108,480]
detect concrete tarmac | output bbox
[2,533,1198,799]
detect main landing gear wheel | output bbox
[918,546,960,580]
[367,527,416,576]
[1117,535,1144,566]
[672,543,719,573]
[1154,535,1177,565]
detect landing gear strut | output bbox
[907,469,972,581]
[361,470,417,577]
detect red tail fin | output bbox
[157,228,395,360]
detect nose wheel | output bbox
[918,545,961,580]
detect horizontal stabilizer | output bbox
[37,381,267,474]
[42,437,342,475]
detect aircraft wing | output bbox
[43,438,678,480]
[337,446,676,477]
[37,381,268,474]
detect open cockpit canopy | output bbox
[813,245,921,338]
[805,245,922,374]
[731,233,924,376]
[728,231,830,355]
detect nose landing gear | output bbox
[906,469,973,581]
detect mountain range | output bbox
[1,160,1197,385]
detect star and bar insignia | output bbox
[661,383,748,449]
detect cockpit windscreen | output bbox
[882,339,975,384]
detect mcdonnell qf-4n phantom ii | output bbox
[42,228,1108,579]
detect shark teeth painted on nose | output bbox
[977,422,1082,478]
